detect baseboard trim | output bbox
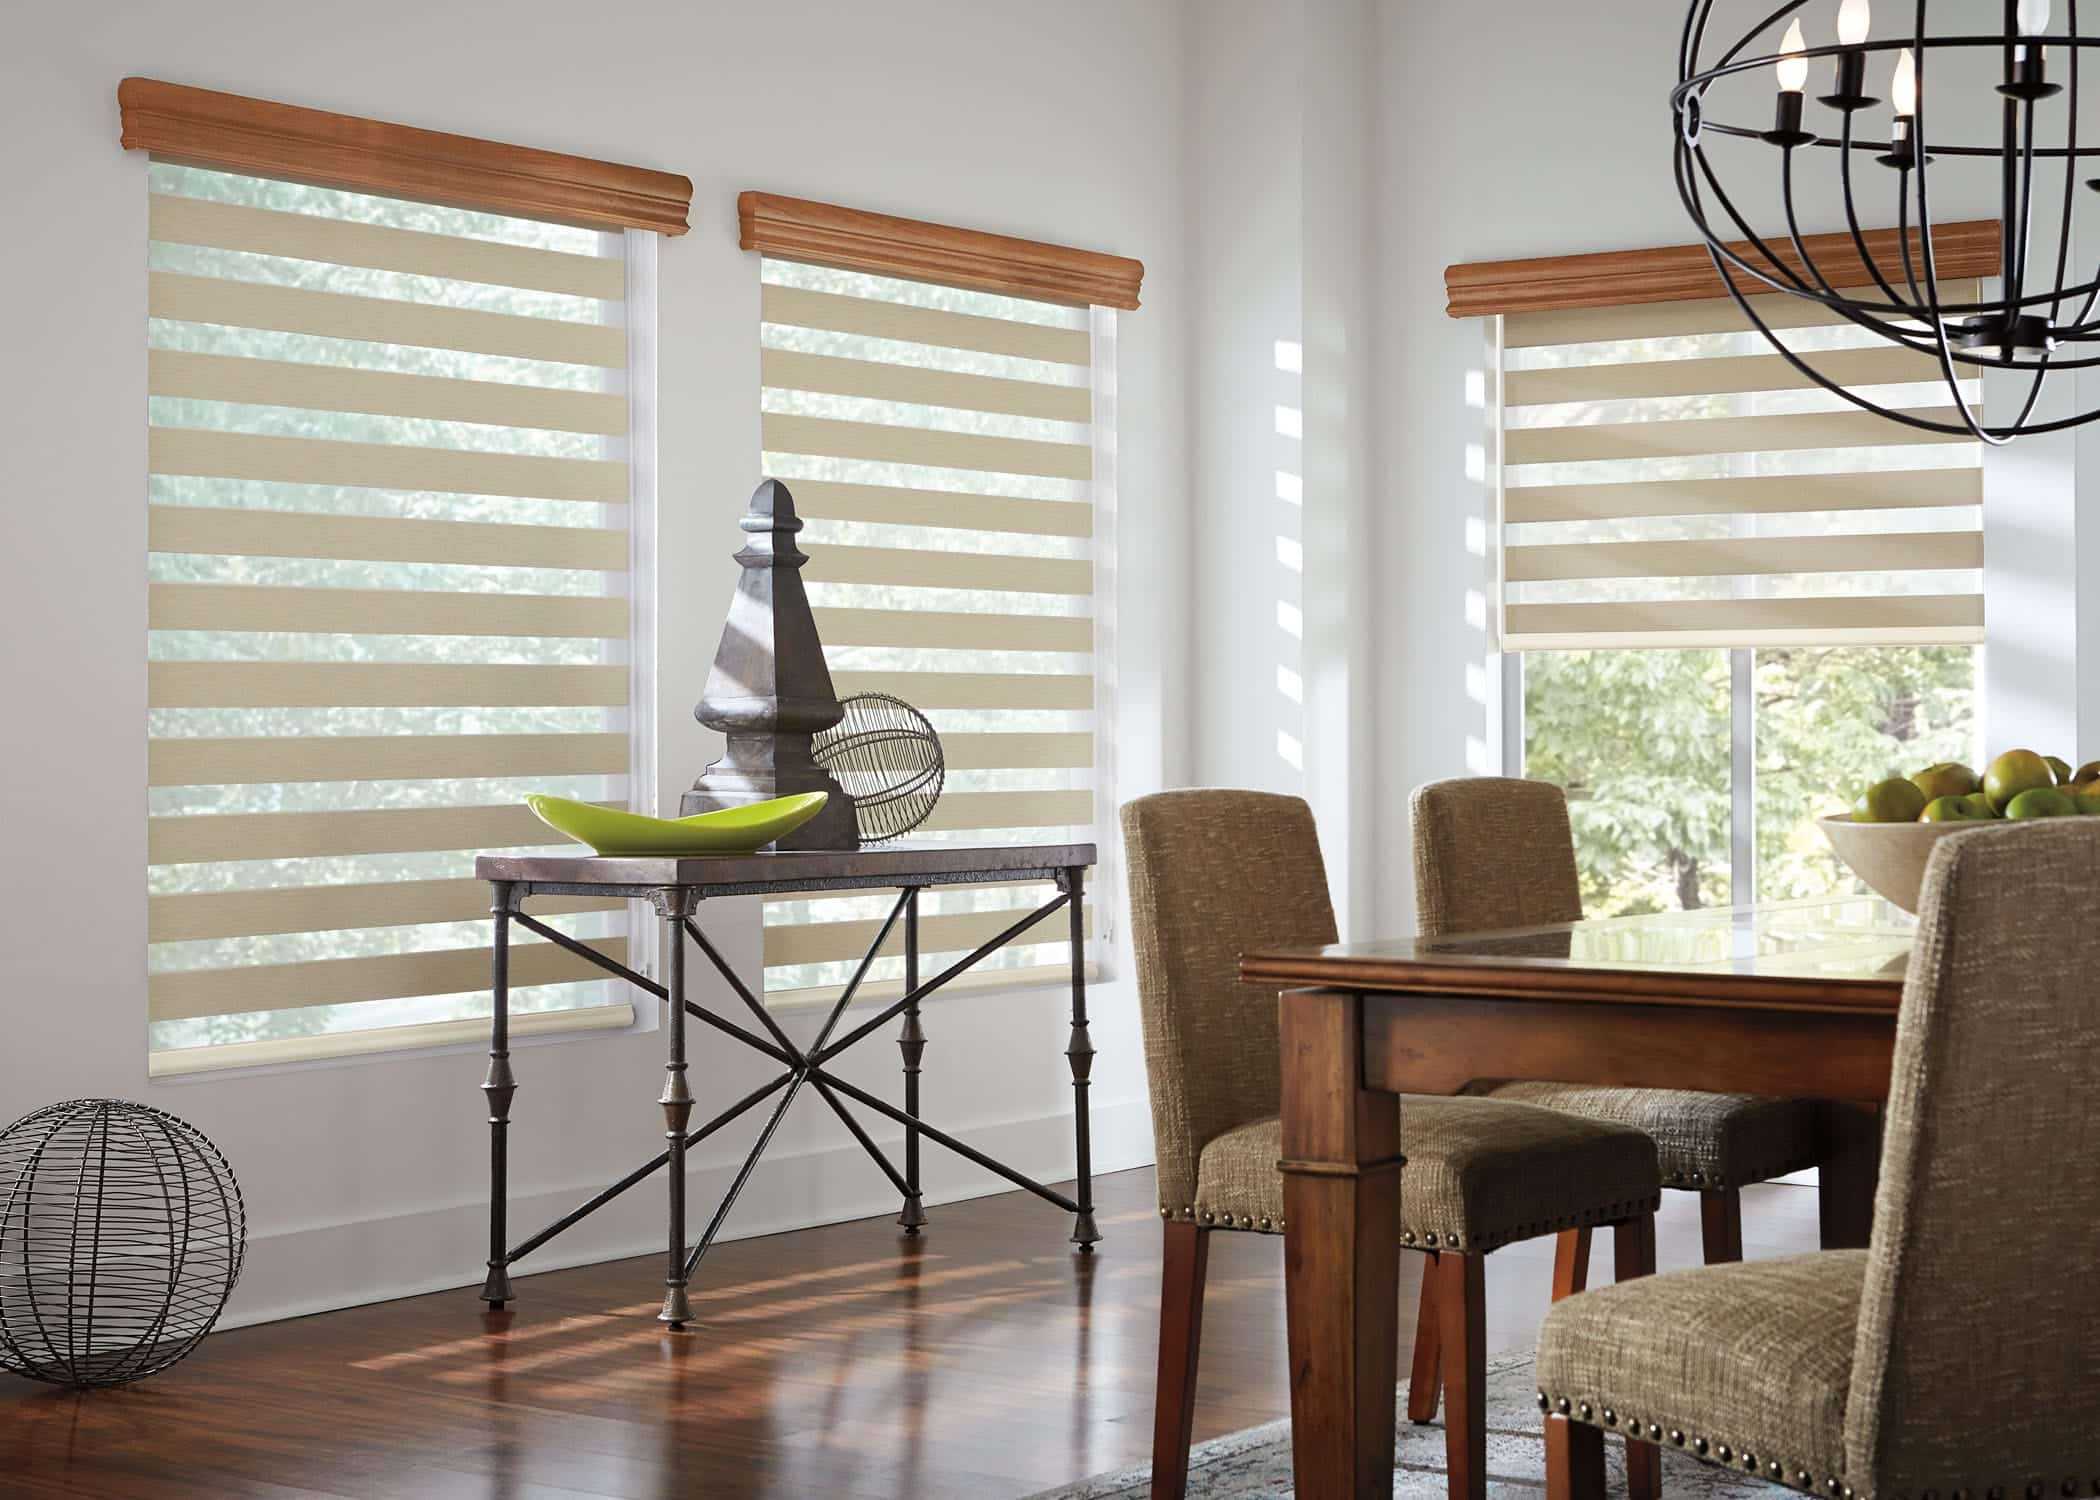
[216,1095,1153,1330]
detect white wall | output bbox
[1184,0,1377,935]
[0,0,1187,1325]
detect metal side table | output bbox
[474,842,1098,1327]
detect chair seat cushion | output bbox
[1536,1249,1868,1489]
[1480,1082,1823,1189]
[1188,1096,1660,1252]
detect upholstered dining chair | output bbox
[1411,777,1829,1271]
[1537,817,2100,1500]
[1123,788,1666,1500]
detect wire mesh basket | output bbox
[0,1099,246,1388]
[811,692,946,844]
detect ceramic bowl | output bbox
[525,792,829,857]
[1816,813,1997,914]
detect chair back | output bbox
[1844,819,2100,1492]
[1120,790,1337,1216]
[1410,777,1583,937]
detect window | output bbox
[145,164,650,1073]
[754,257,1109,1001]
[1496,289,1982,913]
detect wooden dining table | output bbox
[1240,895,1914,1500]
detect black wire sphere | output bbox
[811,692,945,843]
[0,1100,246,1388]
[1674,0,2100,442]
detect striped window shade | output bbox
[146,163,645,1075]
[1498,286,1985,650]
[758,257,1104,1002]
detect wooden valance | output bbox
[1445,220,2002,319]
[739,192,1143,310]
[119,78,693,236]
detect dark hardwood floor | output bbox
[0,1166,1821,1499]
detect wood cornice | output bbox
[118,78,693,236]
[739,192,1143,310]
[1444,220,2002,319]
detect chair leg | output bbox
[1547,1415,1608,1500]
[1433,1250,1487,1500]
[1552,1226,1592,1299]
[1615,1214,1661,1500]
[1151,1221,1210,1500]
[1406,1252,1442,1424]
[1700,1187,1744,1265]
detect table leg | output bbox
[1280,987,1402,1500]
[1065,866,1098,1249]
[897,888,927,1234]
[480,882,517,1309]
[1819,1101,1884,1250]
[654,889,697,1327]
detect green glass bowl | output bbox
[524,792,830,857]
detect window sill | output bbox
[148,1001,636,1081]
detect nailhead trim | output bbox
[1540,1389,2100,1500]
[1171,1205,1290,1234]
[1543,1394,1802,1492]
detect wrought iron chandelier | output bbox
[1674,0,2100,443]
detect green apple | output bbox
[1984,749,2056,813]
[2075,793,2100,816]
[2006,787,2078,819]
[1911,762,1979,801]
[1958,792,1999,819]
[2045,755,2074,785]
[1921,795,1989,821]
[1855,777,1929,823]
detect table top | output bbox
[478,841,1096,898]
[1242,896,1915,1012]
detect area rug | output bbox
[1024,1353,1769,1499]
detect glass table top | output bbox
[1262,896,1917,990]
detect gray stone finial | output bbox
[680,479,859,849]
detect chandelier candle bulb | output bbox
[1774,18,1809,90]
[2003,0,2062,102]
[1763,18,1815,144]
[1822,0,1876,108]
[1878,48,1920,167]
